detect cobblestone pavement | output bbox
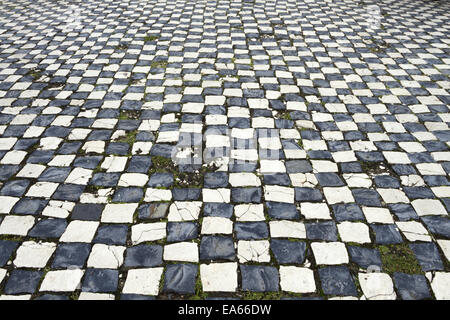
[0,0,449,300]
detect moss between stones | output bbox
[116,130,137,145]
[378,244,423,275]
[144,35,159,42]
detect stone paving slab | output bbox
[0,0,449,300]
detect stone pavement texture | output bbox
[0,0,449,300]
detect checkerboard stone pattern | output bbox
[0,0,449,300]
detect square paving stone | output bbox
[403,187,435,200]
[229,161,258,173]
[409,243,444,272]
[52,184,85,202]
[203,203,233,218]
[306,221,338,241]
[0,166,18,181]
[150,144,175,158]
[240,265,279,292]
[163,264,198,294]
[127,156,152,173]
[147,173,174,188]
[285,160,313,173]
[167,222,198,243]
[374,176,401,188]
[52,243,91,268]
[347,246,382,269]
[112,187,144,203]
[73,156,103,169]
[0,240,19,266]
[270,239,307,264]
[4,270,43,294]
[124,244,163,268]
[389,204,418,221]
[138,202,169,220]
[340,162,363,173]
[204,172,229,188]
[106,142,130,155]
[420,216,450,238]
[172,188,201,201]
[266,202,299,220]
[318,266,358,297]
[316,173,345,187]
[295,187,323,202]
[28,218,68,239]
[0,180,30,196]
[393,273,432,300]
[234,222,269,240]
[81,269,119,293]
[371,224,404,244]
[93,225,128,245]
[332,204,365,222]
[38,167,71,183]
[231,187,262,203]
[352,189,382,207]
[200,236,235,261]
[71,204,104,221]
[263,173,291,186]
[12,199,48,215]
[89,173,121,187]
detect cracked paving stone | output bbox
[359,273,396,300]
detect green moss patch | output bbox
[378,244,423,275]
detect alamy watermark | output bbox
[364,4,382,31]
[169,126,288,167]
[55,4,83,32]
